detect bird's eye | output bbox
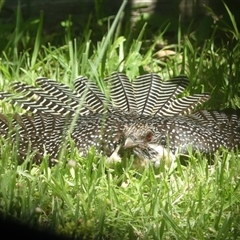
[145,132,153,142]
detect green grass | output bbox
[0,1,240,239]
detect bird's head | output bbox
[124,123,155,149]
[123,122,176,167]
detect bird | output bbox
[104,72,210,117]
[104,73,240,166]
[122,111,240,167]
[0,72,239,167]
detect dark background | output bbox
[1,0,240,45]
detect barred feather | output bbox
[0,91,59,115]
[1,73,238,168]
[74,76,108,113]
[176,110,240,150]
[133,73,163,115]
[36,78,88,114]
[189,110,240,132]
[151,76,190,116]
[13,82,75,116]
[154,93,210,117]
[105,72,137,112]
[0,113,10,137]
[0,78,92,116]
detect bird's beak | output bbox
[124,137,140,149]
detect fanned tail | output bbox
[133,73,163,115]
[105,72,137,113]
[151,76,189,116]
[154,93,210,117]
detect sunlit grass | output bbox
[0,1,240,239]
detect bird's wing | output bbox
[0,111,70,166]
[36,77,90,115]
[189,109,240,128]
[189,110,233,124]
[0,90,61,115]
[188,109,240,148]
[0,78,92,116]
[74,76,109,113]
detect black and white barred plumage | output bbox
[0,72,239,167]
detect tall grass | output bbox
[0,1,240,239]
